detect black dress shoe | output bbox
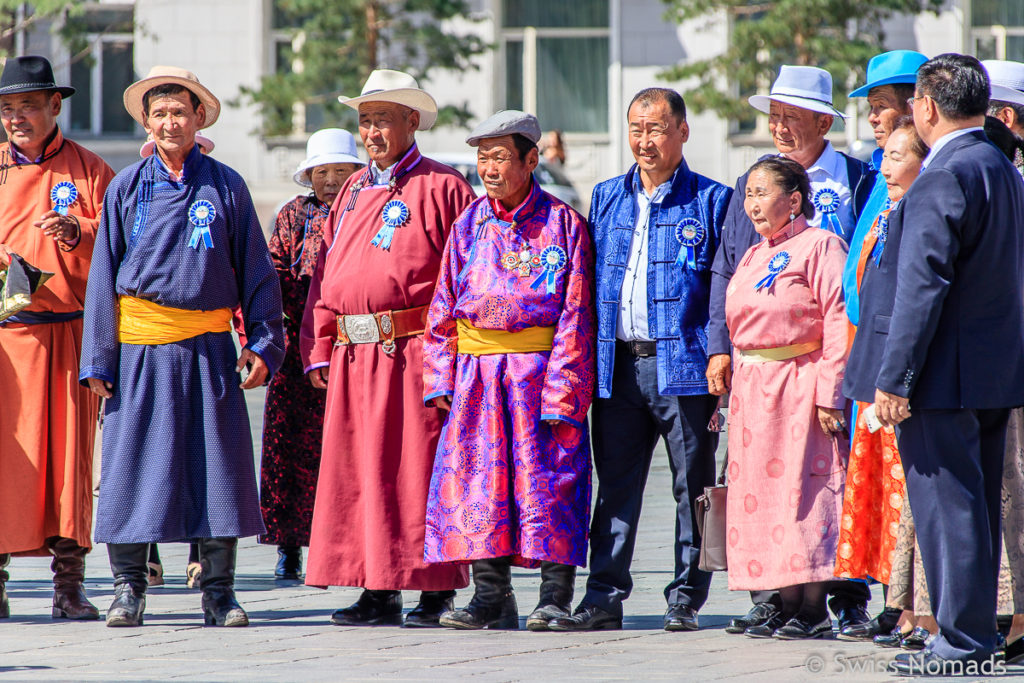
[548,604,622,631]
[726,602,779,634]
[438,591,518,630]
[744,611,790,638]
[1005,635,1024,664]
[664,604,699,632]
[838,606,898,641]
[899,626,931,650]
[526,603,570,632]
[403,591,455,628]
[833,605,870,639]
[772,616,832,640]
[331,589,402,626]
[874,625,910,648]
[274,546,301,580]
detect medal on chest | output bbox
[530,245,568,292]
[370,199,410,250]
[812,187,844,238]
[502,245,540,278]
[754,250,791,291]
[673,217,706,269]
[50,181,78,216]
[187,199,216,250]
[870,212,889,266]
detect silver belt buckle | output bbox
[343,314,380,344]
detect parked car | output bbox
[432,152,583,212]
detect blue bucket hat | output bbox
[849,50,928,98]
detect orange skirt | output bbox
[834,401,905,584]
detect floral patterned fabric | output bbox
[259,195,329,547]
[422,182,596,568]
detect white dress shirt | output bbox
[616,175,672,342]
[801,141,855,238]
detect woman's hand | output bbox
[434,395,453,411]
[817,406,846,436]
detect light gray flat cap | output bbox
[466,109,542,146]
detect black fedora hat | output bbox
[0,55,75,98]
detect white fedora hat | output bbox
[292,128,365,187]
[749,65,846,119]
[338,69,438,130]
[123,65,221,128]
[984,60,1024,108]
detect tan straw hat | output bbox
[123,66,221,128]
[338,69,438,130]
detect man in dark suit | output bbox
[873,53,1024,674]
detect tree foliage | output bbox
[660,0,943,126]
[236,0,490,137]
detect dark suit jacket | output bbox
[707,151,875,355]
[877,130,1024,409]
[844,201,906,402]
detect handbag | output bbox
[695,449,728,572]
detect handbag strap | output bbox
[716,449,728,486]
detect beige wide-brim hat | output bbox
[338,69,438,130]
[123,65,221,129]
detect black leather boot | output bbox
[404,590,456,628]
[331,589,403,626]
[526,562,575,631]
[50,537,99,620]
[199,537,248,627]
[106,543,148,627]
[275,546,302,580]
[0,553,9,619]
[439,557,518,630]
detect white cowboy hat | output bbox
[338,69,438,130]
[984,60,1024,108]
[123,65,221,128]
[140,133,215,158]
[293,128,365,186]
[749,65,846,119]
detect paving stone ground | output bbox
[1,389,1018,681]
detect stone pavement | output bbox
[1,390,1018,682]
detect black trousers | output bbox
[583,344,719,616]
[898,407,1007,661]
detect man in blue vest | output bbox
[549,87,731,632]
[706,65,876,637]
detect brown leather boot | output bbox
[50,537,99,620]
[0,553,9,618]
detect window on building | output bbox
[502,0,610,134]
[67,6,135,136]
[271,1,326,135]
[972,1,1024,62]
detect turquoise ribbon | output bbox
[187,200,216,250]
[813,188,844,238]
[754,251,791,291]
[371,199,409,250]
[530,245,567,292]
[674,218,705,269]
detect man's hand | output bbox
[706,353,732,396]
[87,377,113,399]
[33,210,78,243]
[816,406,846,436]
[308,366,329,389]
[874,389,911,427]
[434,395,452,411]
[237,348,268,389]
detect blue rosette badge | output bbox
[371,199,410,250]
[870,213,889,266]
[50,181,78,216]
[755,251,791,291]
[187,199,216,250]
[531,245,567,291]
[812,187,844,238]
[674,218,705,269]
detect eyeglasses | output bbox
[906,94,927,108]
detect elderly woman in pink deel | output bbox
[724,156,849,641]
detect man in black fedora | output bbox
[0,55,114,620]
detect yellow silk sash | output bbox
[118,295,232,345]
[738,339,822,363]
[456,319,555,356]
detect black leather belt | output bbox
[619,339,657,357]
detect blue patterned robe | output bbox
[80,144,284,543]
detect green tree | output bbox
[660,0,942,126]
[237,0,491,137]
